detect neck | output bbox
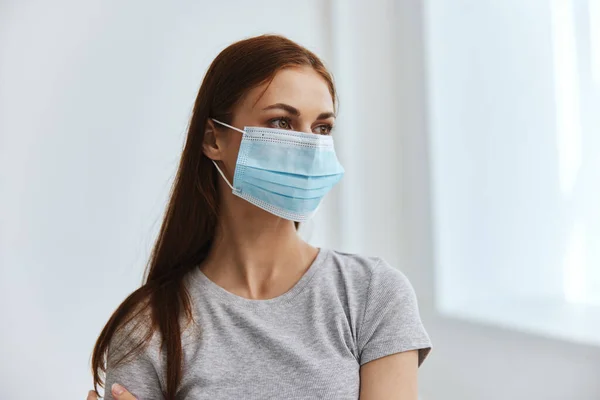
[204,198,315,283]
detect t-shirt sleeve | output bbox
[357,258,432,367]
[103,328,164,400]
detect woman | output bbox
[87,34,431,400]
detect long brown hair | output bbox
[91,34,336,399]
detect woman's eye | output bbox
[269,118,292,130]
[314,124,333,135]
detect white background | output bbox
[1,1,599,399]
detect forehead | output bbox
[241,66,334,114]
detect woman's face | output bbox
[205,66,335,185]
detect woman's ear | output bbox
[203,119,222,160]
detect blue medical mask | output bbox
[210,118,344,222]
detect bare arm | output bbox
[359,350,419,400]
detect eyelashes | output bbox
[268,116,292,130]
[267,116,334,135]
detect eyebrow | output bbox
[262,103,336,120]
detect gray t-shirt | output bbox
[104,248,432,399]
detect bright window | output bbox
[425,0,600,345]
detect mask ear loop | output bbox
[209,118,244,191]
[212,160,236,191]
[211,118,245,134]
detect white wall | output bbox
[0,1,332,398]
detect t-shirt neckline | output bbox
[190,247,330,308]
